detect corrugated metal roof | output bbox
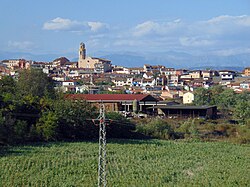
[148,105,216,110]
[65,94,157,101]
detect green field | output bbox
[0,139,249,187]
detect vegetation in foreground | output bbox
[135,117,250,144]
[0,139,249,186]
[0,69,250,145]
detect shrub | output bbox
[13,120,29,142]
[36,111,58,141]
[136,119,174,140]
[233,125,250,144]
[176,119,200,140]
[106,112,137,139]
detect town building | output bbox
[150,105,217,119]
[65,94,158,113]
[243,67,250,76]
[219,70,236,81]
[78,42,112,73]
[1,59,29,69]
[183,92,194,104]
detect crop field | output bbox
[0,139,249,187]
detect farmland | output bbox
[0,139,249,187]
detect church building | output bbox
[78,42,112,73]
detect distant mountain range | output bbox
[101,51,249,71]
[0,51,76,62]
[1,50,249,71]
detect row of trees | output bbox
[193,86,250,124]
[0,69,136,145]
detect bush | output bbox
[136,119,174,140]
[105,112,137,139]
[106,112,128,122]
[52,99,98,140]
[0,113,30,144]
[36,111,58,141]
[233,125,250,144]
[13,120,29,142]
[176,119,200,140]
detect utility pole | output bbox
[93,103,110,187]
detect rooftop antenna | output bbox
[93,103,111,187]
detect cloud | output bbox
[108,15,250,54]
[43,17,84,31]
[132,15,250,39]
[41,15,250,55]
[133,19,183,37]
[113,39,144,47]
[192,15,250,36]
[133,21,158,36]
[207,15,250,26]
[43,17,109,33]
[179,37,215,47]
[87,22,108,32]
[8,41,34,50]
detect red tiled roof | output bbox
[65,94,157,101]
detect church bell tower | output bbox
[79,42,86,60]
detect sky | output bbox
[1,0,250,57]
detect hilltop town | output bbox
[1,43,250,101]
[1,1,250,186]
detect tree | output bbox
[216,89,236,116]
[193,87,211,106]
[36,111,58,141]
[0,76,17,109]
[209,85,224,105]
[233,100,250,124]
[236,90,250,101]
[0,76,16,94]
[0,111,6,144]
[13,120,29,143]
[16,69,56,99]
[233,91,250,124]
[52,99,98,140]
